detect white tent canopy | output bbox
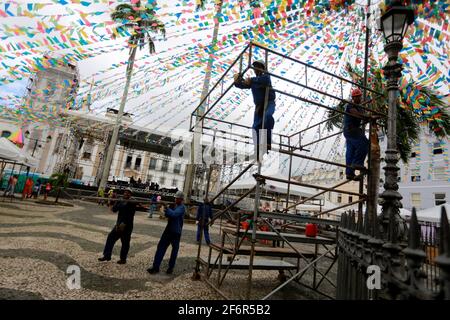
[0,137,38,167]
[373,205,412,218]
[400,204,450,223]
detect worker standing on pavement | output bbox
[147,191,186,275]
[98,188,137,264]
[196,198,214,245]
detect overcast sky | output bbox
[0,0,448,176]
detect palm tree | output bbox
[49,172,69,203]
[185,0,224,201]
[99,1,165,191]
[326,61,450,220]
[185,0,260,200]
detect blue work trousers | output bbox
[152,231,181,270]
[252,101,275,156]
[196,223,211,244]
[344,131,369,176]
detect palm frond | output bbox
[147,34,156,54]
[111,0,165,53]
[196,0,206,11]
[396,106,421,163]
[111,4,135,21]
[326,101,345,131]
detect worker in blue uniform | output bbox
[98,188,137,264]
[196,198,214,245]
[147,191,186,275]
[343,88,369,180]
[234,60,276,161]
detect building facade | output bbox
[385,129,450,211]
[1,53,80,176]
[77,141,186,190]
[298,162,362,212]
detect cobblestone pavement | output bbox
[0,198,336,300]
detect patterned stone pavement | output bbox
[0,198,336,300]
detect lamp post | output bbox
[24,130,52,157]
[379,1,415,240]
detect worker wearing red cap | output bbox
[343,88,368,180]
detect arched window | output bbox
[1,131,11,138]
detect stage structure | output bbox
[189,42,386,299]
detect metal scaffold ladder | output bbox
[190,42,385,300]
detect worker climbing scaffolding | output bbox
[233,60,276,161]
[343,88,369,180]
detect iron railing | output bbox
[336,206,450,300]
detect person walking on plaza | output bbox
[196,198,214,245]
[4,175,17,197]
[43,182,51,200]
[148,194,157,218]
[147,191,186,275]
[107,188,116,208]
[234,60,276,160]
[98,189,137,264]
[343,88,369,181]
[32,179,41,199]
[22,177,33,199]
[97,187,105,206]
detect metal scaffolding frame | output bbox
[190,42,384,299]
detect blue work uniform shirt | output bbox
[343,103,364,136]
[165,204,186,234]
[235,73,276,106]
[196,203,214,223]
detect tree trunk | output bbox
[367,123,380,232]
[98,46,138,191]
[184,0,223,202]
[55,188,61,203]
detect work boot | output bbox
[346,174,355,181]
[353,165,367,172]
[98,256,111,262]
[117,259,126,264]
[147,267,159,274]
[166,268,174,275]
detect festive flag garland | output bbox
[0,0,448,178]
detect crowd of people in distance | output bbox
[108,176,179,194]
[2,175,52,200]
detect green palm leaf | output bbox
[111,1,165,53]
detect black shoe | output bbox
[353,165,367,172]
[117,259,126,264]
[352,174,364,181]
[98,256,111,262]
[346,175,355,181]
[147,267,159,274]
[166,268,174,275]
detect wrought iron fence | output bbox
[337,206,450,300]
[420,221,440,292]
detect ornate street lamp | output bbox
[379,1,415,240]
